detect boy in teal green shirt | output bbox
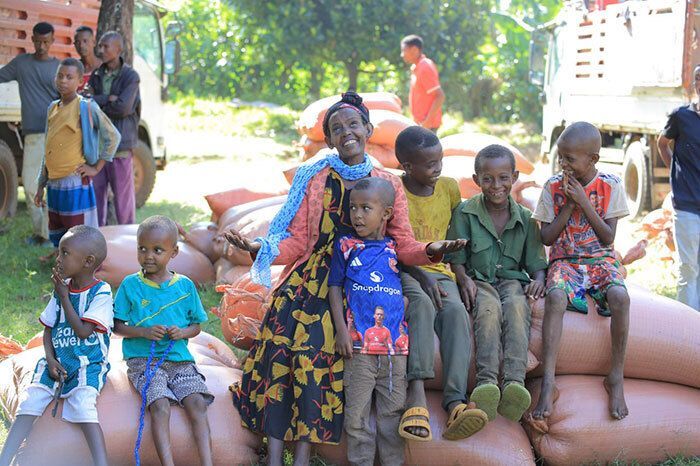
[114,215,213,466]
[447,145,547,424]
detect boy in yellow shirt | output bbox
[396,126,487,442]
[35,57,120,248]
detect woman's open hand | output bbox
[224,229,261,254]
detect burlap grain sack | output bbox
[218,203,284,267]
[183,221,221,262]
[440,132,534,174]
[0,333,257,466]
[368,110,415,148]
[205,186,288,221]
[216,195,287,235]
[315,390,535,465]
[525,375,700,465]
[527,284,700,388]
[297,92,402,141]
[96,226,215,288]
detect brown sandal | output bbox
[443,403,488,440]
[399,406,433,441]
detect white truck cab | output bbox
[530,0,697,216]
[0,0,180,218]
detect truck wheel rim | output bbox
[0,164,7,213]
[625,164,639,203]
[132,156,143,193]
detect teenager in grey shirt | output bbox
[0,22,59,246]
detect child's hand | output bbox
[140,325,168,341]
[34,187,45,207]
[335,329,353,359]
[51,268,69,300]
[414,268,447,310]
[167,326,186,340]
[224,229,261,254]
[75,164,99,177]
[47,357,67,381]
[426,239,468,256]
[524,278,546,300]
[456,274,477,311]
[564,175,587,206]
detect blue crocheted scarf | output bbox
[251,153,373,287]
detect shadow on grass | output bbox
[136,199,210,225]
[0,203,55,344]
[168,153,226,164]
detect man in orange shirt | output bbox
[363,306,395,355]
[401,35,445,132]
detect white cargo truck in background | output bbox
[0,0,180,218]
[530,0,698,216]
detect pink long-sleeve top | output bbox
[272,166,437,290]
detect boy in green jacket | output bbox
[447,144,547,423]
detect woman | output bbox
[226,92,458,465]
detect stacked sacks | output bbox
[213,267,284,350]
[296,92,402,141]
[216,198,285,270]
[524,285,700,464]
[97,225,216,289]
[0,333,259,466]
[205,186,288,222]
[440,132,535,175]
[295,92,410,169]
[439,132,538,200]
[527,285,699,385]
[638,193,675,259]
[525,377,700,465]
[0,335,24,358]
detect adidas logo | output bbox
[141,299,150,307]
[350,257,363,267]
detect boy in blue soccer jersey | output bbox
[113,215,214,466]
[0,225,112,466]
[328,178,465,466]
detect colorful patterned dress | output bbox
[232,170,353,444]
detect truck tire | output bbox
[549,144,561,175]
[132,140,156,208]
[0,140,18,219]
[622,141,650,218]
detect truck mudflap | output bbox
[132,140,156,209]
[0,139,18,219]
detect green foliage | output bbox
[169,1,561,124]
[473,0,561,125]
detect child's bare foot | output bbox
[603,374,628,420]
[39,249,58,264]
[399,379,431,440]
[532,378,556,419]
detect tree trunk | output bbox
[309,67,321,100]
[97,0,135,65]
[345,61,358,92]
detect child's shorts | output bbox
[126,358,214,407]
[47,174,99,247]
[16,384,99,423]
[546,257,626,317]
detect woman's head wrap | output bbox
[322,91,371,138]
